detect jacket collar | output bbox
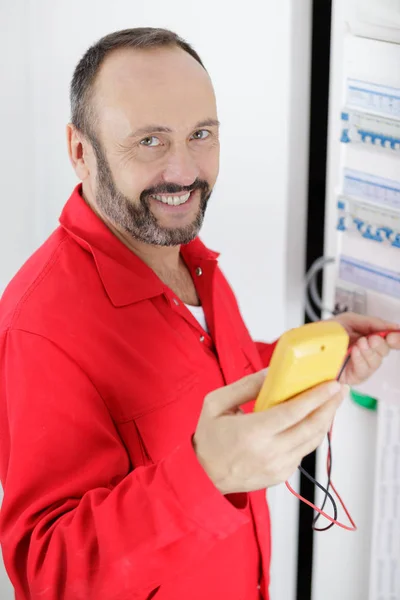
[59,184,219,307]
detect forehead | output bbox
[93,46,217,138]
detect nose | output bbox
[161,145,200,187]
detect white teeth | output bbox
[152,192,191,206]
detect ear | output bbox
[66,124,92,180]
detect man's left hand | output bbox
[332,312,400,386]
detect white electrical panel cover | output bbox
[313,3,400,599]
[347,0,400,45]
[335,36,400,600]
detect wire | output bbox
[302,257,400,530]
[285,478,355,532]
[309,350,351,531]
[304,256,336,322]
[304,291,322,323]
[288,332,399,531]
[285,353,357,531]
[337,353,351,381]
[302,256,339,526]
[310,271,325,312]
[312,430,335,532]
[299,458,337,527]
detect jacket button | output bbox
[173,298,179,306]
[195,267,203,276]
[199,335,205,343]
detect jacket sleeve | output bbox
[0,329,249,600]
[254,341,278,368]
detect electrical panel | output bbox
[330,33,400,600]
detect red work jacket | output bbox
[0,185,276,599]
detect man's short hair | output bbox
[70,27,205,140]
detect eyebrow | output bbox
[128,118,220,139]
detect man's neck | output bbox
[82,189,199,305]
[108,220,199,305]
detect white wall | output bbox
[0,1,311,598]
[0,0,36,292]
[0,3,35,597]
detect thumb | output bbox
[206,369,267,417]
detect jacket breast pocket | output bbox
[131,374,201,464]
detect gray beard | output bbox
[91,136,211,247]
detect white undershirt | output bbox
[184,304,209,334]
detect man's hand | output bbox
[193,371,348,495]
[333,312,400,386]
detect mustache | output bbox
[141,178,210,200]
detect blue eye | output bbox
[191,130,210,140]
[140,136,161,147]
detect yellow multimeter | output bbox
[254,321,350,412]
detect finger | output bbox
[351,314,399,334]
[345,347,366,383]
[277,392,344,455]
[368,335,390,358]
[259,381,347,434]
[356,337,383,371]
[387,332,400,350]
[346,345,375,382]
[204,369,268,417]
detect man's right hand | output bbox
[193,371,348,495]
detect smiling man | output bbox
[0,28,399,600]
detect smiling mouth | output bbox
[151,191,192,206]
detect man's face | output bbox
[87,46,220,246]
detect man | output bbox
[0,27,398,600]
